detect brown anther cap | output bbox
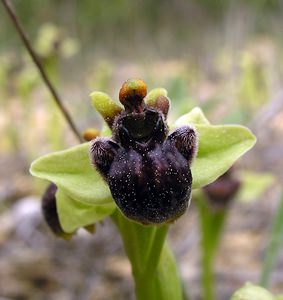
[119,79,147,110]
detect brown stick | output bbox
[1,0,83,143]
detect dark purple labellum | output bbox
[42,183,64,235]
[42,183,74,239]
[203,167,241,210]
[90,80,198,224]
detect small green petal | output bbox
[90,91,123,126]
[144,88,168,106]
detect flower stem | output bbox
[111,210,184,300]
[195,192,228,300]
[145,224,169,276]
[134,242,183,300]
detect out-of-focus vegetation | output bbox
[1,1,283,300]
[1,0,283,158]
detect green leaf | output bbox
[195,190,228,300]
[192,124,256,189]
[237,171,275,203]
[153,243,183,300]
[30,143,113,205]
[230,283,274,300]
[56,189,116,233]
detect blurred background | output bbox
[0,0,283,299]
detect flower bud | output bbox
[82,128,100,141]
[83,224,96,234]
[230,283,274,300]
[203,167,241,210]
[90,79,198,224]
[42,183,73,240]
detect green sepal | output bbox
[30,108,256,204]
[175,106,210,125]
[191,123,256,189]
[30,142,112,204]
[174,107,256,188]
[56,188,116,233]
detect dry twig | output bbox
[1,0,83,143]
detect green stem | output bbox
[111,210,184,300]
[196,192,228,300]
[135,242,183,300]
[145,224,169,275]
[260,192,283,287]
[202,251,214,300]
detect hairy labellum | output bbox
[42,183,94,238]
[42,183,65,236]
[90,79,198,224]
[203,167,241,210]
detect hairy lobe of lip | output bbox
[108,144,192,224]
[90,79,198,224]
